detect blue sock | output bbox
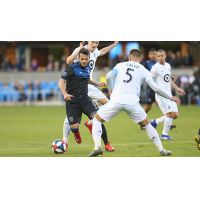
[71,128,79,134]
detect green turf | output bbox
[0,105,199,157]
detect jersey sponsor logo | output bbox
[164,74,170,82]
[88,60,95,70]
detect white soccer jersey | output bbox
[110,61,153,105]
[150,62,172,98]
[72,45,101,82]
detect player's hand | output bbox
[109,89,113,96]
[80,41,85,49]
[176,88,186,96]
[114,41,119,46]
[171,76,176,82]
[171,96,180,104]
[64,94,73,101]
[98,82,107,87]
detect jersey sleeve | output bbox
[150,65,158,78]
[61,66,75,80]
[96,48,101,57]
[142,67,153,82]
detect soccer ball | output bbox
[52,139,67,154]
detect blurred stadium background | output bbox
[0,41,200,106]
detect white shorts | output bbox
[98,101,147,123]
[88,86,106,102]
[156,96,178,115]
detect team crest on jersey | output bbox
[88,60,95,70]
[164,74,170,82]
[69,117,74,122]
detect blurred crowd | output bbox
[0,55,67,72]
[113,50,194,69]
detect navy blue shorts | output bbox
[146,87,155,104]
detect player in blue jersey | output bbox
[144,48,157,113]
[58,48,108,149]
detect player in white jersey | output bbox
[150,49,185,140]
[87,49,180,157]
[63,41,119,151]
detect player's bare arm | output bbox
[58,79,73,101]
[170,79,186,96]
[88,79,107,87]
[100,41,119,56]
[66,41,85,65]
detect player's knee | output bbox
[173,113,178,119]
[94,113,104,123]
[139,117,149,127]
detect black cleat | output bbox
[194,129,200,150]
[87,148,103,157]
[170,124,177,130]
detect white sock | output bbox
[63,117,71,144]
[88,119,93,125]
[162,117,173,136]
[145,123,164,152]
[156,115,166,124]
[92,117,102,150]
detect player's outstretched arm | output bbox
[100,41,119,56]
[170,78,186,96]
[88,79,107,87]
[58,79,73,101]
[66,41,85,65]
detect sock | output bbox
[144,123,164,152]
[92,117,102,150]
[63,117,70,144]
[156,115,166,124]
[70,128,79,134]
[162,117,173,135]
[88,119,93,125]
[101,124,109,146]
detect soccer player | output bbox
[150,49,185,140]
[88,49,180,157]
[144,48,157,113]
[63,41,118,151]
[143,48,176,130]
[58,48,110,151]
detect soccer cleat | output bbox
[170,124,177,130]
[84,120,93,134]
[160,149,171,156]
[161,134,174,140]
[74,131,82,144]
[194,129,200,150]
[65,142,68,152]
[150,119,157,129]
[105,142,115,152]
[87,148,103,157]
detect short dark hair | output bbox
[129,49,141,58]
[149,48,156,54]
[79,48,90,57]
[157,49,166,55]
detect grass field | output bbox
[0,105,200,157]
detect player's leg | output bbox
[85,87,108,130]
[87,101,120,156]
[125,103,171,156]
[144,87,155,113]
[67,102,82,144]
[63,101,71,148]
[82,99,115,152]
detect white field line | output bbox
[0,141,194,151]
